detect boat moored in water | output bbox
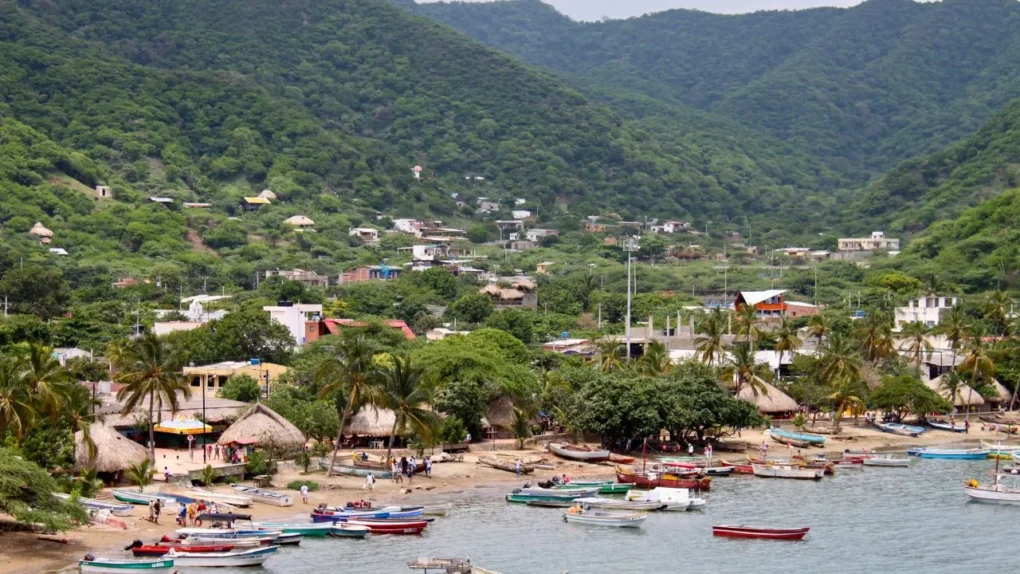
[907,447,989,460]
[752,464,824,480]
[79,557,175,574]
[712,525,809,540]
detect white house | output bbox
[515,198,527,205]
[348,227,380,243]
[392,218,423,234]
[263,303,323,347]
[525,229,559,242]
[511,209,532,220]
[895,295,957,330]
[476,198,500,213]
[651,220,690,234]
[411,244,448,262]
[838,231,900,252]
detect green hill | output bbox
[417,0,1020,177]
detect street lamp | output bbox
[624,238,639,360]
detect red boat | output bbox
[130,543,235,556]
[345,519,428,535]
[615,465,712,491]
[712,525,810,540]
[609,453,636,464]
[719,459,754,474]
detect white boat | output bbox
[518,487,600,498]
[547,443,612,462]
[752,464,824,480]
[863,455,911,467]
[965,474,1020,504]
[230,484,293,507]
[185,487,253,507]
[79,557,175,574]
[422,503,452,516]
[166,546,278,567]
[54,493,134,517]
[563,509,646,528]
[573,497,666,511]
[625,487,703,511]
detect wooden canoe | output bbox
[712,525,809,540]
[614,465,712,491]
[719,459,754,474]
[478,456,534,474]
[608,453,636,464]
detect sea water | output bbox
[199,459,1015,573]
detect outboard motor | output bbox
[123,540,143,551]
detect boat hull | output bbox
[257,523,332,537]
[328,524,370,538]
[168,546,276,567]
[615,466,712,491]
[563,512,646,528]
[131,545,233,557]
[110,491,177,506]
[343,519,427,535]
[231,485,293,507]
[79,559,175,573]
[874,422,926,437]
[769,427,826,445]
[752,464,823,480]
[909,448,989,460]
[928,421,966,433]
[574,497,666,511]
[863,457,910,467]
[964,486,1020,503]
[548,443,611,463]
[712,526,809,540]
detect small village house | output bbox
[392,218,424,234]
[284,215,315,228]
[265,268,329,288]
[536,261,556,274]
[340,265,402,283]
[263,302,323,346]
[348,227,380,243]
[305,318,416,342]
[75,422,150,474]
[95,185,112,200]
[241,196,270,211]
[838,231,900,252]
[217,403,306,455]
[183,360,288,392]
[650,220,690,234]
[895,295,956,330]
[734,290,787,319]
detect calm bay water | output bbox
[208,458,1016,573]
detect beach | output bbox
[2,422,1014,574]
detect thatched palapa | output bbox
[481,396,515,429]
[926,375,986,407]
[738,381,799,414]
[344,408,397,437]
[217,403,305,452]
[76,422,150,473]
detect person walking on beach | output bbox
[761,441,768,458]
[688,443,694,456]
[300,483,309,504]
[965,420,970,434]
[152,500,161,525]
[425,456,432,478]
[515,458,522,477]
[147,500,155,523]
[365,473,375,491]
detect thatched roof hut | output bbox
[988,379,1013,404]
[217,403,305,452]
[258,189,277,200]
[75,422,149,473]
[738,381,799,414]
[926,375,986,408]
[344,408,396,437]
[479,284,502,297]
[29,222,53,237]
[481,396,516,429]
[285,215,315,227]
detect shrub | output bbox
[286,480,319,492]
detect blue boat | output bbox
[927,420,966,433]
[874,422,927,437]
[907,447,989,460]
[769,426,826,445]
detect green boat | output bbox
[110,490,178,506]
[79,557,175,574]
[506,493,585,504]
[257,522,332,537]
[554,482,632,495]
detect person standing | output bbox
[705,443,713,463]
[688,443,694,456]
[152,499,161,525]
[147,500,155,523]
[187,434,195,460]
[424,456,432,478]
[365,472,375,491]
[515,458,522,477]
[300,483,309,504]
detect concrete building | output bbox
[650,220,690,234]
[838,231,900,252]
[263,303,323,347]
[735,290,787,319]
[426,328,471,341]
[340,265,402,283]
[305,318,415,342]
[511,210,532,220]
[895,295,957,330]
[785,301,820,319]
[265,268,329,288]
[525,229,559,242]
[183,360,288,392]
[392,218,424,234]
[348,227,380,243]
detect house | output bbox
[542,338,595,357]
[651,220,690,234]
[895,295,956,330]
[585,221,607,233]
[478,284,538,309]
[734,290,787,318]
[603,237,619,246]
[775,247,812,258]
[52,347,92,366]
[392,218,424,234]
[29,222,54,242]
[426,328,471,341]
[153,321,207,336]
[509,240,537,251]
[183,360,288,392]
[241,197,270,211]
[419,227,467,242]
[149,197,174,205]
[476,198,500,213]
[348,227,380,243]
[785,301,820,319]
[511,210,532,220]
[48,248,68,256]
[265,268,329,288]
[838,231,900,252]
[183,202,211,208]
[525,229,559,242]
[515,198,527,205]
[340,265,402,283]
[95,185,112,200]
[410,244,449,262]
[305,318,416,342]
[536,261,555,274]
[263,303,323,347]
[495,220,524,231]
[284,215,315,228]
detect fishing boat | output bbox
[507,493,586,504]
[525,499,576,508]
[719,459,754,474]
[573,497,667,511]
[769,426,826,445]
[184,488,252,508]
[767,433,813,449]
[608,453,636,464]
[407,558,500,574]
[231,485,293,507]
[166,546,277,567]
[907,447,989,460]
[964,452,1020,503]
[928,420,967,433]
[663,462,733,477]
[748,455,835,475]
[256,522,333,537]
[420,504,452,516]
[862,455,910,467]
[553,481,632,495]
[477,456,535,475]
[79,557,175,574]
[343,519,428,535]
[614,465,713,491]
[873,422,927,437]
[54,493,134,517]
[318,458,393,478]
[712,525,809,540]
[562,508,646,528]
[327,524,370,538]
[519,486,600,497]
[752,464,824,480]
[127,542,235,557]
[548,443,611,462]
[625,487,705,511]
[110,490,178,506]
[981,441,1020,455]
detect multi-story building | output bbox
[895,295,957,330]
[838,231,900,252]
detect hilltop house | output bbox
[650,220,689,234]
[263,303,323,347]
[895,295,956,330]
[340,265,402,283]
[734,290,787,319]
[265,268,329,288]
[392,218,424,235]
[838,231,900,252]
[348,227,380,243]
[241,196,270,211]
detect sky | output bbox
[417,0,934,21]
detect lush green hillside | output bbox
[852,99,1020,234]
[417,0,1020,178]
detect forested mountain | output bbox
[417,0,1020,178]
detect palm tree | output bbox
[638,341,672,376]
[0,358,34,441]
[593,337,622,372]
[125,459,154,492]
[64,384,103,466]
[773,317,802,379]
[937,310,970,370]
[735,305,762,347]
[983,290,1012,336]
[114,334,191,460]
[899,321,933,370]
[806,314,831,345]
[721,343,771,397]
[959,328,995,422]
[938,370,965,413]
[505,406,536,449]
[828,380,865,432]
[317,336,381,477]
[695,309,727,366]
[817,333,862,388]
[22,344,71,421]
[377,354,438,465]
[854,312,893,364]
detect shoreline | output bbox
[3,425,1014,574]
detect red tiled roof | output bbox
[321,318,416,340]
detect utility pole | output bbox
[625,238,638,360]
[814,265,819,306]
[598,303,602,330]
[3,296,7,318]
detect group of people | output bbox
[175,499,221,526]
[388,455,433,483]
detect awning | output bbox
[154,417,213,435]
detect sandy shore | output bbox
[2,424,1013,574]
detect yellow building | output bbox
[183,361,288,393]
